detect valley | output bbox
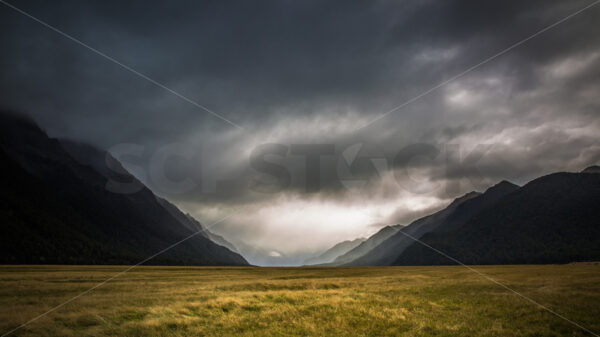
[1,264,599,336]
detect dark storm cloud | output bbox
[1,0,599,259]
[2,1,594,131]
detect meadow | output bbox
[0,264,599,336]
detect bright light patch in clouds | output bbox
[447,89,476,106]
[218,199,396,254]
[546,51,600,79]
[191,186,451,259]
[414,47,460,64]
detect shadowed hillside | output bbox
[345,191,481,266]
[394,170,600,265]
[303,238,365,265]
[0,111,248,266]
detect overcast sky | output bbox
[1,0,599,264]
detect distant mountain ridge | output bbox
[303,238,365,265]
[582,165,600,174]
[0,111,248,266]
[62,139,242,256]
[327,225,403,265]
[154,196,240,254]
[335,167,599,267]
[345,191,485,266]
[431,181,519,234]
[394,171,600,265]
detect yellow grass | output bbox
[1,264,599,336]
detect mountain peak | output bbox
[0,110,41,132]
[485,180,519,194]
[582,165,600,174]
[449,191,481,207]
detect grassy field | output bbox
[0,264,599,336]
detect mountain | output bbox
[582,165,600,174]
[431,181,520,233]
[303,238,365,265]
[345,181,520,266]
[343,192,481,266]
[153,196,239,254]
[0,111,248,265]
[62,138,242,256]
[394,171,600,265]
[328,225,403,265]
